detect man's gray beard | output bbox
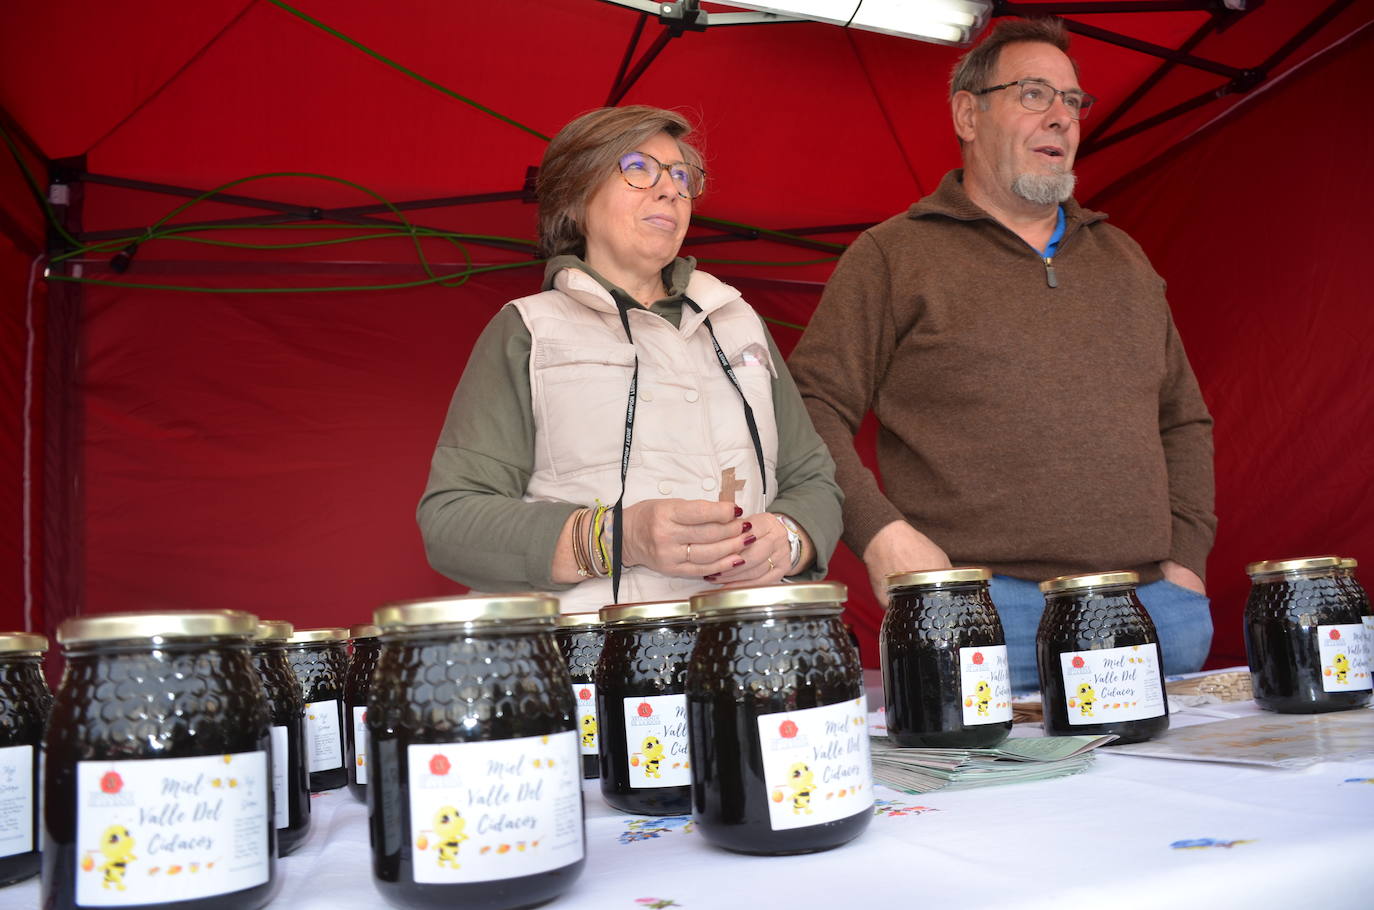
[1012,172,1076,205]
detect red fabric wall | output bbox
[1091,28,1374,665]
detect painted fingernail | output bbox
[741,521,752,533]
[704,574,720,581]
[733,506,743,517]
[732,559,745,569]
[743,535,757,547]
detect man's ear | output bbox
[952,91,978,144]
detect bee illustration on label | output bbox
[580,713,598,749]
[641,736,664,779]
[1076,683,1096,717]
[433,806,469,869]
[787,762,815,815]
[95,825,137,891]
[974,680,992,717]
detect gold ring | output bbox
[686,543,692,562]
[767,557,776,570]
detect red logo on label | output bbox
[361,710,367,723]
[1072,656,1085,668]
[637,702,654,717]
[1330,629,1341,640]
[972,652,984,665]
[100,772,123,794]
[579,688,592,701]
[779,720,798,739]
[429,754,451,776]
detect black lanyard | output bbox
[608,296,767,602]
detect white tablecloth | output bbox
[10,699,1374,910]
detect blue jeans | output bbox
[992,575,1215,695]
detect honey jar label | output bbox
[1363,616,1374,635]
[74,751,270,906]
[1058,644,1165,724]
[571,684,598,757]
[304,698,343,772]
[270,726,288,829]
[405,732,583,884]
[352,706,369,785]
[623,694,690,788]
[0,744,34,858]
[756,696,872,832]
[1317,624,1372,692]
[958,645,1013,725]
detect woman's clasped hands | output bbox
[620,499,790,586]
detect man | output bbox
[788,17,1215,692]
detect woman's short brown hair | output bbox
[537,105,704,259]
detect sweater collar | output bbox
[909,169,1108,233]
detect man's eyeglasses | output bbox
[974,79,1096,121]
[618,150,707,199]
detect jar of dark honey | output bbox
[0,632,50,888]
[250,620,311,856]
[43,611,276,910]
[285,628,349,792]
[1245,556,1371,713]
[344,623,381,803]
[687,583,871,856]
[881,567,1011,749]
[1037,572,1169,743]
[595,600,695,816]
[554,612,604,780]
[366,595,583,910]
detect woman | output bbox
[418,106,842,611]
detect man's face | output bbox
[967,41,1081,204]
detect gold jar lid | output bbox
[599,599,694,625]
[58,610,258,645]
[887,567,990,590]
[374,593,559,630]
[1340,557,1358,570]
[349,623,382,639]
[252,620,294,642]
[286,627,350,644]
[1245,555,1342,577]
[0,632,48,653]
[690,582,847,618]
[1039,571,1140,594]
[555,612,603,629]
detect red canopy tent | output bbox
[1,0,1370,671]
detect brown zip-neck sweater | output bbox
[788,170,1215,583]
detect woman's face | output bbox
[582,131,692,280]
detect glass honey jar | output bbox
[595,600,695,817]
[44,610,276,910]
[1037,572,1169,743]
[284,628,349,792]
[250,620,311,856]
[881,567,1011,749]
[344,623,382,803]
[1245,556,1371,713]
[688,583,871,856]
[366,594,583,910]
[554,612,605,780]
[0,632,50,888]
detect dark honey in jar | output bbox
[1037,572,1169,743]
[0,632,50,888]
[595,601,696,816]
[345,623,381,803]
[882,567,1012,749]
[251,620,311,855]
[1245,556,1371,713]
[285,628,349,792]
[554,612,605,780]
[688,583,871,856]
[367,595,584,910]
[44,610,276,910]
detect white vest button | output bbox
[657,481,674,495]
[684,389,700,403]
[702,477,718,491]
[639,388,654,402]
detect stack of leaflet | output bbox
[870,734,1117,793]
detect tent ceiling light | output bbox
[724,0,992,45]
